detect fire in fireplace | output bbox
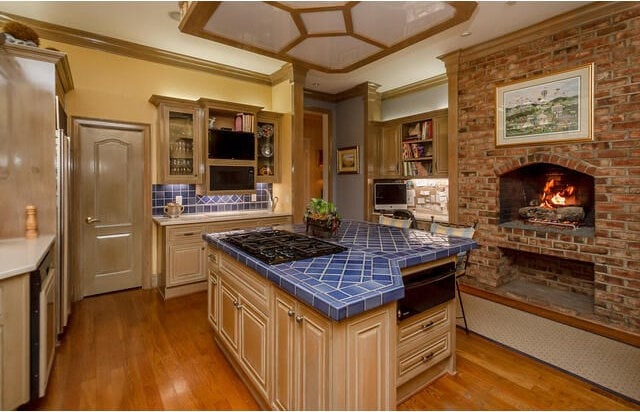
[499,163,594,234]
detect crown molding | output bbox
[0,11,273,86]
[381,74,448,101]
[270,63,294,85]
[447,1,635,63]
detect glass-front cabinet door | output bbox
[151,95,203,184]
[256,111,282,183]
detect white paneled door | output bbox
[74,118,147,297]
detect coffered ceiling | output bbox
[180,2,477,73]
[0,1,590,94]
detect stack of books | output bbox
[235,113,254,132]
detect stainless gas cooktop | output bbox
[221,229,346,265]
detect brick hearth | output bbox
[450,4,640,335]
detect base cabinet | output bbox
[0,273,30,410]
[396,300,456,403]
[272,290,332,411]
[156,215,292,299]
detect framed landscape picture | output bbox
[496,63,593,147]
[337,146,359,174]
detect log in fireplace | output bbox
[499,163,594,235]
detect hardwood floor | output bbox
[28,289,637,411]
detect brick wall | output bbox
[455,4,640,334]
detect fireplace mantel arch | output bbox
[493,153,598,177]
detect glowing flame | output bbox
[539,178,577,208]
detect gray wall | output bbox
[381,83,448,121]
[334,96,366,220]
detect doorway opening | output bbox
[303,109,333,204]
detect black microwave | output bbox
[209,165,255,191]
[208,129,255,160]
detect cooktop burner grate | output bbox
[221,229,347,264]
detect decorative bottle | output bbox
[25,205,38,239]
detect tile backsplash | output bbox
[152,183,271,216]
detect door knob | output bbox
[85,216,101,224]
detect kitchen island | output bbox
[204,219,476,410]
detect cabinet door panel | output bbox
[240,301,269,397]
[207,272,219,330]
[434,115,448,175]
[272,293,296,411]
[297,307,331,411]
[219,280,239,353]
[168,242,205,286]
[345,308,394,410]
[380,125,400,177]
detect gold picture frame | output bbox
[496,63,594,147]
[336,146,359,174]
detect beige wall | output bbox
[42,39,292,284]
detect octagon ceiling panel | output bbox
[203,2,299,53]
[351,2,455,47]
[180,1,478,73]
[287,36,382,71]
[301,10,346,35]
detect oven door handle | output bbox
[403,271,454,289]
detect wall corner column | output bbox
[291,66,307,223]
[439,50,461,223]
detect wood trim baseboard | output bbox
[459,283,640,348]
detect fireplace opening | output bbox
[499,163,594,236]
[495,248,595,317]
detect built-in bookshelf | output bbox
[401,118,434,177]
[375,108,447,179]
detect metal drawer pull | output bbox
[295,315,304,323]
[233,300,243,310]
[183,232,195,236]
[421,321,435,329]
[422,352,435,362]
[287,309,295,317]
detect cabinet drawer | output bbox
[167,225,204,244]
[398,302,450,349]
[219,253,270,314]
[397,331,451,385]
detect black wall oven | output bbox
[397,262,456,321]
[208,164,255,192]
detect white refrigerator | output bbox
[55,98,71,332]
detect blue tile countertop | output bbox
[203,219,477,321]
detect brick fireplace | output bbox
[448,3,640,336]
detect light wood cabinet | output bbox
[375,109,448,179]
[272,290,332,411]
[379,123,402,178]
[396,300,456,403]
[256,111,282,183]
[157,215,291,299]
[150,95,204,184]
[207,252,219,331]
[199,98,263,195]
[217,252,272,402]
[0,273,30,410]
[158,223,207,299]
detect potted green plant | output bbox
[304,198,341,238]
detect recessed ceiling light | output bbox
[461,31,472,37]
[168,11,181,21]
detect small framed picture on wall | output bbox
[336,146,359,174]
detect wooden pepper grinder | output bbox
[25,205,38,239]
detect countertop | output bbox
[153,210,292,226]
[0,234,55,280]
[204,220,477,321]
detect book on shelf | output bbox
[234,113,254,133]
[422,119,433,140]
